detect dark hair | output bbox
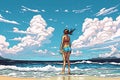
[64,28,75,35]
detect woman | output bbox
[60,28,75,74]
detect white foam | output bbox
[100,74,106,77]
[0,65,61,71]
[74,61,120,65]
[0,65,81,72]
[72,66,80,71]
[8,73,16,76]
[110,62,120,65]
[75,60,97,64]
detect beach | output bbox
[0,76,120,80]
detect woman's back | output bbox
[63,35,70,46]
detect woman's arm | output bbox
[60,36,64,52]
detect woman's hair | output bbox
[64,28,75,35]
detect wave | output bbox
[1,61,120,73]
[0,64,120,78]
[0,65,60,72]
[1,64,120,72]
[0,65,81,72]
[109,62,120,65]
[74,60,120,65]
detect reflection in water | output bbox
[62,76,70,80]
[56,76,84,80]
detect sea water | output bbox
[0,60,120,78]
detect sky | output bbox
[0,0,120,61]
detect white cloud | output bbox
[0,35,9,51]
[55,9,59,12]
[99,44,120,58]
[34,49,57,56]
[5,10,11,14]
[72,15,120,49]
[64,9,69,12]
[0,14,3,18]
[13,27,33,34]
[72,7,91,13]
[0,14,19,25]
[48,18,53,21]
[91,46,109,51]
[96,6,118,16]
[34,49,48,54]
[1,10,11,14]
[41,9,46,12]
[50,52,56,55]
[48,18,57,22]
[21,6,40,13]
[10,37,22,41]
[71,50,82,56]
[0,15,54,54]
[51,46,57,49]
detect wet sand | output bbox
[0,75,120,80]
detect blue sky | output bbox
[0,0,120,61]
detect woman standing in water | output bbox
[60,28,75,74]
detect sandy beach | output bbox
[0,76,120,80]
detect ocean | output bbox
[0,60,120,78]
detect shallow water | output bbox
[0,60,120,78]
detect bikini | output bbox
[63,36,71,52]
[63,45,71,52]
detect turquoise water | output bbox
[0,61,120,78]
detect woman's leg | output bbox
[61,52,67,74]
[66,52,71,74]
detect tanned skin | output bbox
[60,32,71,74]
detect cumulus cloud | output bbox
[13,27,33,34]
[0,35,22,54]
[0,35,9,51]
[72,15,120,48]
[21,6,40,13]
[96,6,118,16]
[91,46,110,51]
[0,14,19,25]
[99,44,120,58]
[0,15,54,54]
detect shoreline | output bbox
[0,75,120,80]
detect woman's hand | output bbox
[60,49,63,54]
